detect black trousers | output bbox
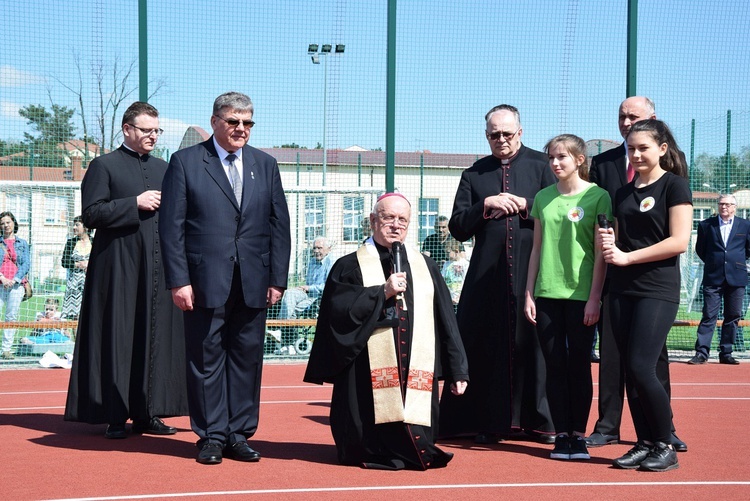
[592,282,676,437]
[183,266,266,447]
[535,298,595,434]
[608,294,677,444]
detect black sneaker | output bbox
[550,434,570,460]
[569,435,590,460]
[613,442,652,469]
[639,441,679,472]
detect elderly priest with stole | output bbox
[304,193,469,470]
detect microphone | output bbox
[392,241,403,273]
[597,214,610,229]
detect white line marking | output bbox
[41,481,750,501]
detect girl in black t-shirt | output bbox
[599,119,692,472]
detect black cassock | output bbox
[65,147,188,425]
[439,145,556,437]
[304,241,469,470]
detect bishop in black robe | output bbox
[304,238,469,470]
[439,144,556,440]
[65,146,188,427]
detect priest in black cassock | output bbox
[65,102,188,439]
[439,105,556,444]
[304,193,469,470]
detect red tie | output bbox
[626,161,635,183]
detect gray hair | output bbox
[313,236,331,248]
[213,92,254,115]
[718,194,737,205]
[485,104,521,127]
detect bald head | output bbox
[618,96,656,139]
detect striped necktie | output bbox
[226,153,242,205]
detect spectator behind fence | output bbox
[64,101,188,440]
[304,193,469,470]
[0,211,30,360]
[586,96,686,453]
[274,236,334,354]
[441,236,470,305]
[20,298,70,347]
[160,91,291,465]
[601,119,691,472]
[61,216,92,320]
[439,104,556,445]
[524,134,610,461]
[689,194,750,366]
[421,215,454,269]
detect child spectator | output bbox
[19,298,70,346]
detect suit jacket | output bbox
[589,143,627,205]
[160,138,291,309]
[696,216,750,287]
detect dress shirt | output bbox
[306,254,334,299]
[212,137,243,185]
[720,217,734,246]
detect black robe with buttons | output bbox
[304,241,469,470]
[65,146,188,425]
[439,145,556,437]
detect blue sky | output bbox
[2,0,749,159]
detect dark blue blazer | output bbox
[696,215,750,287]
[160,138,291,309]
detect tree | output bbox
[17,103,75,167]
[54,53,165,163]
[692,151,750,192]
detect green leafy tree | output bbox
[17,104,75,167]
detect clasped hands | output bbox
[484,193,526,219]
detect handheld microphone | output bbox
[597,214,610,229]
[392,241,403,273]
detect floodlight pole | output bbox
[322,55,328,186]
[309,44,344,187]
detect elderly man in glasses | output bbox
[690,194,750,366]
[439,104,556,445]
[66,101,188,440]
[160,91,291,465]
[305,193,468,470]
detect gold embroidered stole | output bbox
[356,242,435,426]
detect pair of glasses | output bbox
[127,124,164,136]
[486,127,520,141]
[718,203,736,206]
[214,115,255,129]
[377,214,409,227]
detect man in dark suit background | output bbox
[690,194,750,365]
[160,91,291,464]
[586,96,687,452]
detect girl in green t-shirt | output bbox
[524,134,610,462]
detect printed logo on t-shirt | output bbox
[567,207,584,222]
[640,197,655,212]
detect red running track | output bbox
[1,361,750,500]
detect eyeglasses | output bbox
[214,115,255,129]
[718,202,736,206]
[486,127,520,142]
[127,124,164,136]
[377,214,409,227]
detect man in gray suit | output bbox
[160,92,291,465]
